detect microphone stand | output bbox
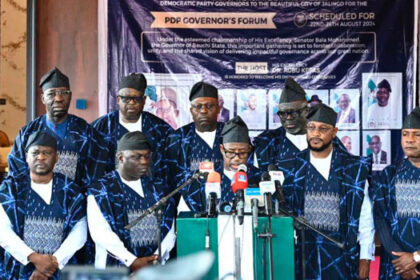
[257,195,275,280]
[124,171,207,264]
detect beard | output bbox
[308,139,333,152]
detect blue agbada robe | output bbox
[181,162,262,212]
[253,127,347,172]
[370,159,420,280]
[8,115,108,189]
[87,171,175,266]
[279,148,371,280]
[92,111,173,180]
[0,173,85,280]
[165,122,224,196]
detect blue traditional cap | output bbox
[117,131,152,152]
[403,107,420,129]
[279,78,306,104]
[39,67,70,91]
[307,103,337,127]
[189,82,218,101]
[25,131,57,152]
[221,116,249,144]
[118,73,147,93]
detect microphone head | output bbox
[261,172,271,182]
[206,171,221,183]
[259,180,276,194]
[267,164,278,172]
[205,171,221,199]
[238,164,247,173]
[232,169,248,194]
[199,161,214,172]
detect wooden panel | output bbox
[36,0,98,123]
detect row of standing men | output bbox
[0,67,419,279]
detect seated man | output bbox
[0,131,87,280]
[179,116,261,212]
[87,131,175,271]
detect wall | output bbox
[36,0,98,123]
[0,0,27,141]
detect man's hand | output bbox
[359,259,370,279]
[29,269,49,280]
[392,251,420,275]
[130,255,158,272]
[401,269,420,280]
[28,253,58,277]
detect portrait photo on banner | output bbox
[143,73,202,129]
[218,89,236,123]
[362,72,402,129]
[306,89,329,108]
[268,89,282,129]
[362,130,391,171]
[236,89,267,130]
[336,130,360,156]
[330,89,360,129]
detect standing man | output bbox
[279,104,375,279]
[92,73,173,179]
[166,82,223,197]
[87,131,175,271]
[371,107,420,279]
[8,67,107,189]
[0,131,87,279]
[179,116,261,212]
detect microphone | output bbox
[259,172,276,216]
[244,187,264,230]
[268,164,286,206]
[205,171,221,217]
[231,164,248,225]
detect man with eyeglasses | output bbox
[87,131,175,271]
[253,77,346,172]
[92,74,173,185]
[278,104,375,279]
[370,107,420,280]
[166,81,224,210]
[8,67,107,190]
[0,131,87,279]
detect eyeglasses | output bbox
[118,95,146,104]
[306,125,333,134]
[278,107,306,119]
[191,103,217,112]
[223,149,250,159]
[43,90,71,100]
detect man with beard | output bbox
[8,67,107,189]
[278,104,375,279]
[179,116,261,211]
[87,131,175,270]
[92,74,173,182]
[370,107,420,279]
[0,131,86,279]
[166,82,224,208]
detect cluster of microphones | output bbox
[200,162,287,228]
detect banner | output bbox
[107,0,417,168]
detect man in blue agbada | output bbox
[253,78,346,172]
[178,116,261,212]
[8,67,108,190]
[0,131,87,280]
[279,104,375,279]
[87,131,176,272]
[166,82,224,208]
[370,107,420,280]
[92,73,173,183]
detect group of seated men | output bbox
[0,66,420,279]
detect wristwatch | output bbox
[413,251,420,263]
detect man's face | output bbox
[41,87,71,123]
[190,97,220,132]
[376,87,390,107]
[338,94,350,110]
[278,100,309,135]
[118,88,146,122]
[118,149,151,180]
[248,95,257,111]
[341,136,352,152]
[401,129,420,159]
[156,99,179,129]
[369,136,382,154]
[220,142,251,171]
[306,121,337,152]
[26,145,58,176]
